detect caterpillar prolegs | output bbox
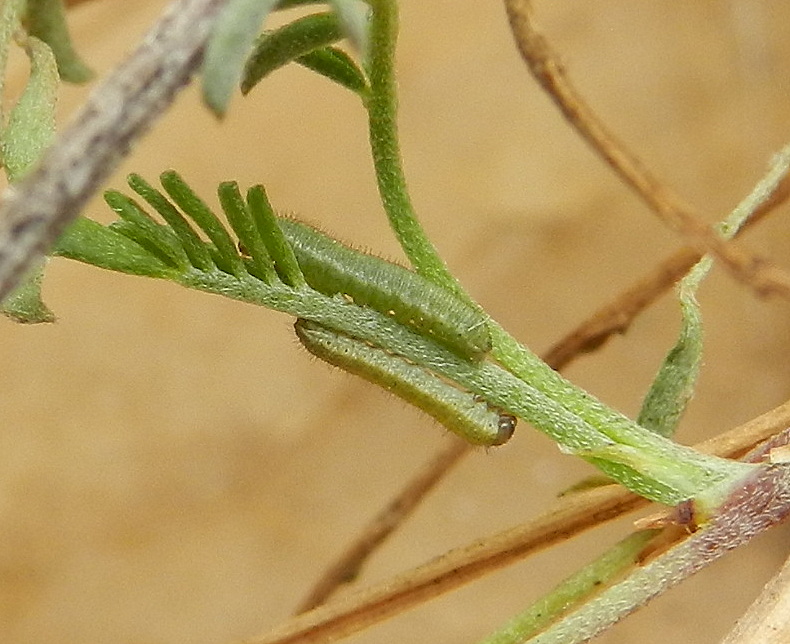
[295,319,516,446]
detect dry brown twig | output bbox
[248,398,790,644]
[296,437,470,612]
[722,549,790,644]
[503,0,790,301]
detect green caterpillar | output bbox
[295,319,516,446]
[278,218,492,362]
[107,173,490,363]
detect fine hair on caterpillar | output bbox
[294,319,515,446]
[279,218,492,362]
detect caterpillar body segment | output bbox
[280,218,491,362]
[295,320,515,446]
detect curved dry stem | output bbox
[247,398,790,644]
[0,0,230,302]
[503,0,790,301]
[545,172,790,368]
[295,438,470,613]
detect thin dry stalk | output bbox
[721,549,790,644]
[296,438,470,612]
[503,0,790,301]
[248,398,790,644]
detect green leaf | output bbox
[52,217,176,278]
[217,181,278,284]
[104,191,190,270]
[202,0,279,116]
[127,174,214,271]
[296,45,368,94]
[638,145,790,439]
[327,0,369,57]
[246,185,305,287]
[0,34,58,322]
[241,12,343,95]
[160,170,246,277]
[637,279,703,438]
[1,262,55,323]
[25,0,93,83]
[1,35,58,181]
[477,530,658,644]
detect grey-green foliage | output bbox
[638,144,790,438]
[2,35,58,180]
[241,12,344,93]
[326,0,369,57]
[0,30,59,323]
[202,0,281,115]
[203,0,369,115]
[25,0,94,83]
[637,278,703,438]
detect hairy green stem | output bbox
[359,0,755,512]
[520,463,790,644]
[479,530,660,644]
[364,0,462,295]
[171,263,752,508]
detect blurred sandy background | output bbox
[2,1,790,643]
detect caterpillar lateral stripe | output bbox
[280,218,491,362]
[295,319,515,446]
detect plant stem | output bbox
[364,0,463,295]
[171,265,754,508]
[519,463,790,644]
[479,530,660,644]
[362,0,761,514]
